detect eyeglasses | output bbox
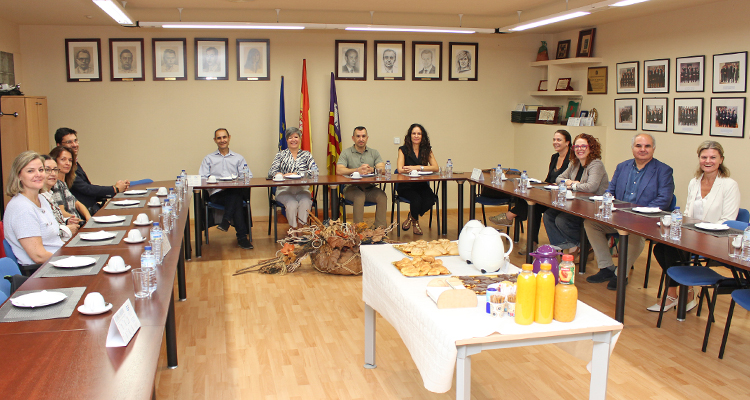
[573,145,589,150]
[45,168,60,174]
[62,138,78,145]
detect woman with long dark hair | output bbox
[396,123,438,235]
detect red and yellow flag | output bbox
[299,59,312,152]
[327,72,341,175]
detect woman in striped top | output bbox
[268,127,319,228]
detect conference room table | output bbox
[469,172,750,323]
[191,172,469,257]
[0,181,191,399]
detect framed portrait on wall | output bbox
[109,39,144,81]
[644,58,669,93]
[713,51,747,93]
[673,98,703,135]
[195,38,228,80]
[374,41,405,80]
[412,41,442,81]
[642,98,668,132]
[575,28,596,58]
[615,98,637,130]
[336,40,366,81]
[153,38,187,81]
[65,38,102,82]
[675,55,704,92]
[710,97,745,138]
[616,61,638,94]
[556,40,571,60]
[449,42,477,81]
[237,39,270,81]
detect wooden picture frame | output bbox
[587,66,608,94]
[644,58,669,93]
[615,98,637,130]
[449,42,478,81]
[710,97,745,138]
[153,38,187,81]
[556,40,571,60]
[576,28,596,58]
[673,98,703,135]
[642,97,668,132]
[616,61,639,94]
[237,39,270,81]
[412,42,442,81]
[676,55,704,92]
[374,41,405,80]
[536,107,559,124]
[109,38,144,81]
[713,51,747,93]
[538,80,548,91]
[555,78,571,91]
[195,38,228,80]
[65,38,102,82]
[336,40,367,81]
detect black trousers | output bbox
[209,188,248,238]
[481,188,545,244]
[654,243,691,287]
[397,182,435,220]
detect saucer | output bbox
[156,192,168,197]
[103,265,131,274]
[148,203,162,207]
[207,180,218,184]
[77,303,113,315]
[286,174,302,179]
[124,237,146,244]
[133,220,153,226]
[272,178,285,182]
[349,175,362,179]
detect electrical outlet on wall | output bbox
[394,137,400,144]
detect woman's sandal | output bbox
[413,218,423,235]
[402,216,412,231]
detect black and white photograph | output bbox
[556,40,571,60]
[153,38,186,81]
[195,38,228,80]
[109,39,144,81]
[412,42,441,81]
[616,61,638,93]
[673,98,703,135]
[449,42,478,81]
[713,51,747,93]
[0,51,14,86]
[237,39,270,81]
[710,97,745,137]
[65,38,102,82]
[615,98,637,130]
[335,40,366,81]
[642,97,668,132]
[374,41,404,80]
[676,55,704,92]
[644,58,669,93]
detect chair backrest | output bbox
[0,221,5,258]
[0,257,21,298]
[130,179,154,186]
[3,240,16,265]
[737,208,750,223]
[668,194,677,212]
[726,220,749,231]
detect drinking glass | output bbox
[513,178,520,193]
[594,199,603,218]
[132,269,150,298]
[728,234,742,258]
[374,167,382,181]
[660,215,672,238]
[490,169,497,184]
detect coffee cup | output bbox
[207,176,217,183]
[135,213,149,224]
[566,191,575,199]
[351,171,361,178]
[127,229,143,241]
[157,187,168,196]
[273,173,284,182]
[108,256,126,271]
[148,196,161,206]
[84,292,106,312]
[409,169,419,177]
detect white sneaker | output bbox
[647,296,677,312]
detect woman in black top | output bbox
[396,123,439,235]
[489,129,571,252]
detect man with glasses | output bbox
[54,127,129,213]
[74,49,93,74]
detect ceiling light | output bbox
[141,22,306,30]
[509,11,590,31]
[344,25,479,34]
[610,0,650,6]
[92,0,134,26]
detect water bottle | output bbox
[446,159,454,177]
[163,201,173,234]
[520,170,528,194]
[168,188,176,205]
[557,180,567,205]
[243,163,250,184]
[602,192,613,219]
[670,207,682,241]
[742,225,750,261]
[150,222,163,265]
[385,161,392,179]
[311,164,319,181]
[140,246,157,294]
[494,164,502,184]
[181,169,188,196]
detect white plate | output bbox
[418,171,433,175]
[11,290,67,308]
[361,173,375,177]
[80,231,117,241]
[545,185,559,190]
[49,256,97,268]
[112,200,139,206]
[206,180,218,184]
[103,264,132,274]
[133,220,153,226]
[632,207,662,214]
[218,176,235,181]
[695,222,730,231]
[527,178,542,183]
[589,196,604,201]
[78,303,113,315]
[123,190,147,195]
[286,174,302,179]
[92,215,126,224]
[349,175,362,179]
[123,237,146,244]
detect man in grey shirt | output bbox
[199,128,253,249]
[336,126,387,228]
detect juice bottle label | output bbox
[559,263,575,285]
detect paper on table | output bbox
[187,175,202,186]
[106,299,141,347]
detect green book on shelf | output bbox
[565,101,580,120]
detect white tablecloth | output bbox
[361,244,621,393]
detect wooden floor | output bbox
[154,208,750,399]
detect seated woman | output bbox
[396,123,439,235]
[647,141,740,312]
[267,127,318,228]
[49,146,91,222]
[3,151,65,267]
[543,133,608,258]
[40,154,80,241]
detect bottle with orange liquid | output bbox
[514,264,536,325]
[534,263,555,324]
[554,254,578,322]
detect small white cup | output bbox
[566,191,575,199]
[273,173,284,182]
[127,229,143,241]
[409,169,419,177]
[136,213,149,224]
[207,176,217,183]
[157,187,168,196]
[108,255,126,271]
[148,196,161,206]
[351,171,361,178]
[84,292,106,312]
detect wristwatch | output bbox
[420,166,424,171]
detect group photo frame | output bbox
[449,42,477,81]
[616,61,639,94]
[374,41,405,80]
[153,38,187,81]
[237,39,270,81]
[412,42,442,81]
[615,98,637,130]
[195,38,228,80]
[710,97,745,138]
[65,38,102,82]
[642,97,668,132]
[336,40,367,81]
[673,97,703,135]
[676,55,704,92]
[713,51,747,93]
[109,38,144,81]
[644,58,669,93]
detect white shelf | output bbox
[530,58,603,67]
[529,91,584,97]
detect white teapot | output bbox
[471,227,513,273]
[458,220,485,262]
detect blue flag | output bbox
[279,76,287,150]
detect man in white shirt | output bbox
[199,128,253,249]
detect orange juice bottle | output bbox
[554,254,578,322]
[515,264,536,325]
[534,263,555,324]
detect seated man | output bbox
[585,133,674,290]
[55,127,129,213]
[199,128,253,250]
[336,126,387,228]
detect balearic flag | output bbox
[327,72,341,175]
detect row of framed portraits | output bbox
[614,97,746,138]
[615,51,747,94]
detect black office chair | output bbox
[390,181,439,237]
[201,189,253,245]
[268,186,318,242]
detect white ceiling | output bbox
[0,0,721,34]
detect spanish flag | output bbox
[327,73,341,175]
[299,59,312,152]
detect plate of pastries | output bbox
[393,256,451,277]
[393,239,459,257]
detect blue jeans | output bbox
[543,209,582,249]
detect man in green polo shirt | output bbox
[336,126,387,228]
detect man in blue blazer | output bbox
[585,133,674,290]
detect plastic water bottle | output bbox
[557,180,567,205]
[140,246,157,294]
[520,170,528,194]
[670,207,682,241]
[446,159,454,177]
[181,169,188,196]
[243,163,251,184]
[168,188,176,205]
[311,164,319,181]
[385,160,392,179]
[150,222,163,265]
[163,201,173,234]
[742,225,750,261]
[493,164,501,184]
[602,192,613,219]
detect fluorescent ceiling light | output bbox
[92,0,134,26]
[142,22,305,30]
[345,26,476,34]
[509,11,590,31]
[610,0,650,6]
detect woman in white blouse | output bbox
[647,141,740,312]
[267,127,319,228]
